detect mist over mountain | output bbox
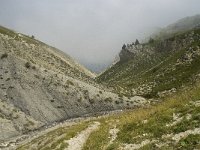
[84,62,112,74]
[1,0,200,73]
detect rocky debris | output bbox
[172,128,200,143]
[176,44,200,65]
[107,124,119,147]
[119,44,152,62]
[121,127,200,149]
[121,139,153,150]
[154,142,168,149]
[166,113,183,127]
[0,98,43,142]
[65,121,100,150]
[135,82,156,96]
[158,88,177,98]
[161,127,200,144]
[190,100,200,107]
[142,119,148,124]
[166,113,192,128]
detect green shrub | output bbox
[25,62,31,68]
[177,134,200,149]
[1,53,8,59]
[115,100,120,104]
[57,106,64,109]
[89,99,95,104]
[77,97,82,102]
[32,66,36,69]
[104,97,112,103]
[66,80,74,86]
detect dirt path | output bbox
[65,121,100,150]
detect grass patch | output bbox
[176,134,200,150]
[83,120,110,150]
[82,82,200,149]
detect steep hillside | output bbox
[0,26,95,81]
[0,26,146,143]
[16,80,200,150]
[97,28,200,98]
[82,82,200,150]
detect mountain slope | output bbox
[97,28,200,98]
[164,14,200,33]
[152,14,200,40]
[16,78,200,150]
[0,26,95,80]
[81,82,200,150]
[0,26,146,143]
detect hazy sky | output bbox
[0,0,200,72]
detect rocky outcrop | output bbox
[119,45,146,62]
[119,48,135,61]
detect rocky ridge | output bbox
[97,28,200,98]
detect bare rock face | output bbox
[0,26,146,142]
[119,48,135,61]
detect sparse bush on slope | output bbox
[25,62,31,68]
[1,53,8,59]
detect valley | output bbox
[0,14,200,150]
